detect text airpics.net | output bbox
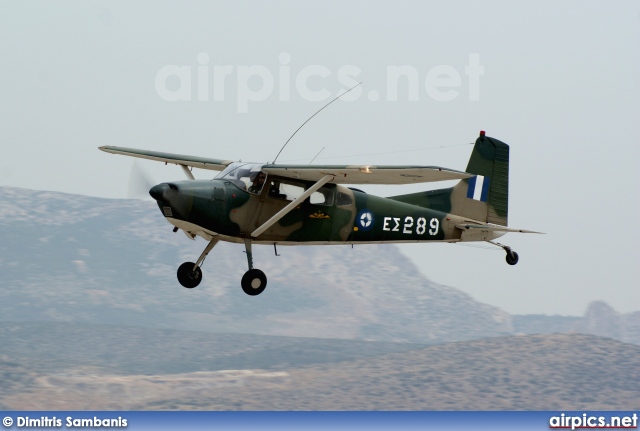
[155,53,484,112]
[549,413,638,430]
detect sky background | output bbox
[1,1,638,316]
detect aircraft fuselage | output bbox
[149,177,501,246]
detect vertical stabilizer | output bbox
[462,131,509,225]
[388,131,510,226]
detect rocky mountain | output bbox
[0,186,511,344]
[1,186,638,345]
[514,301,640,345]
[1,187,639,411]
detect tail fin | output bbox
[389,131,510,226]
[460,131,509,225]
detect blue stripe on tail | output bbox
[480,176,490,202]
[467,175,491,202]
[466,176,477,199]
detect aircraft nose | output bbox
[149,183,169,201]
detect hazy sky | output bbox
[1,1,638,316]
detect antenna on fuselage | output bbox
[271,82,362,164]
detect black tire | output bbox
[241,269,267,296]
[506,251,519,266]
[177,262,202,288]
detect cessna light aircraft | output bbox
[100,131,540,296]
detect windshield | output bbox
[216,162,266,193]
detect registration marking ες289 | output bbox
[382,216,439,235]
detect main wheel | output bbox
[505,251,519,265]
[241,269,267,296]
[177,262,202,288]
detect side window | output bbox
[268,180,335,206]
[310,187,334,206]
[336,192,353,207]
[269,180,305,201]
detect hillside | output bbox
[2,186,639,345]
[0,324,637,410]
[276,333,640,410]
[1,186,639,410]
[0,186,512,344]
[514,301,640,345]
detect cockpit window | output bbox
[248,172,267,194]
[215,162,247,180]
[216,162,266,193]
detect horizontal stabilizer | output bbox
[456,223,544,234]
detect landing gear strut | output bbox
[487,241,519,266]
[176,239,218,288]
[176,237,267,295]
[241,238,267,296]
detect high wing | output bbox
[262,164,472,184]
[99,147,471,184]
[99,146,234,171]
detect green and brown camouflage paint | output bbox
[153,133,510,245]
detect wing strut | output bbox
[251,175,333,238]
[180,164,195,180]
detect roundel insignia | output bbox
[356,209,374,232]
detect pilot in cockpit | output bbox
[248,172,267,194]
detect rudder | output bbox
[388,131,509,226]
[461,131,509,225]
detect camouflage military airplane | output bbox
[100,131,540,296]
